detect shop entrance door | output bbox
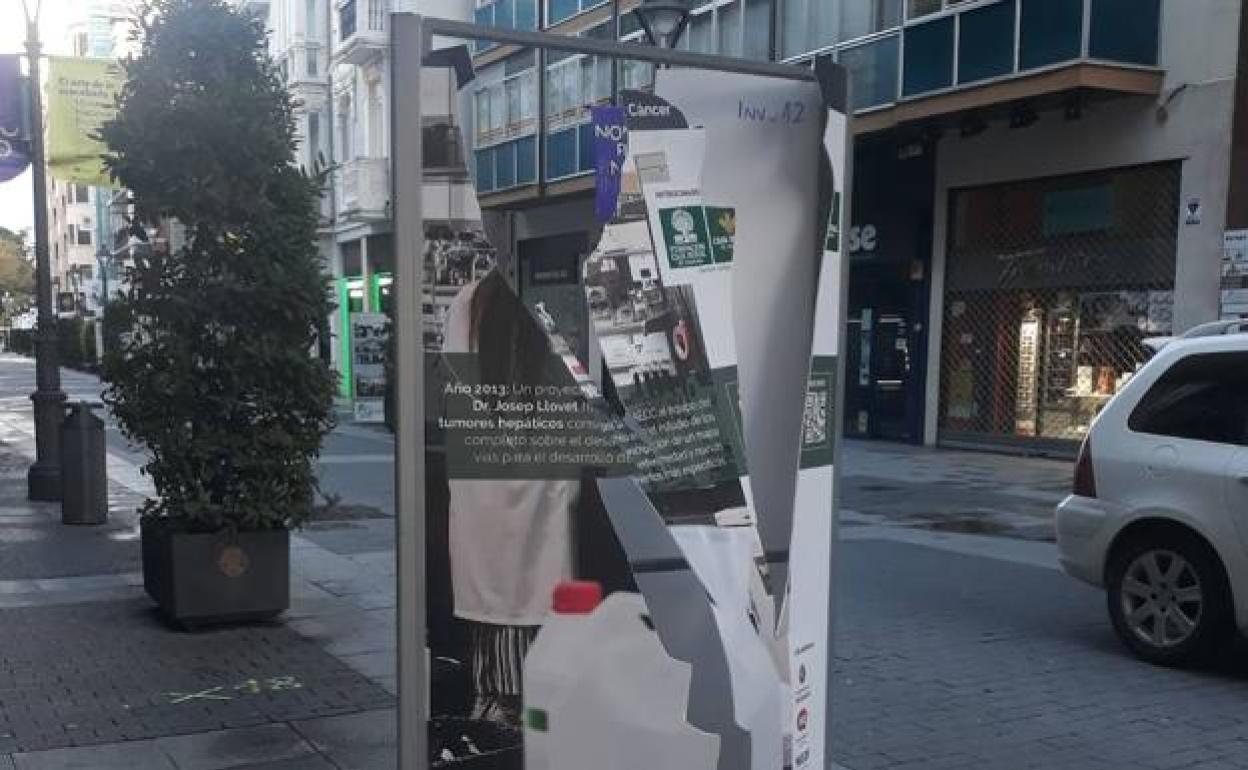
[845,306,920,442]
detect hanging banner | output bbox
[425,59,847,770]
[46,56,124,186]
[590,105,627,223]
[350,312,388,422]
[0,55,30,183]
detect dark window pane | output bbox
[841,35,900,109]
[515,0,537,30]
[688,11,713,53]
[578,122,594,171]
[843,0,903,41]
[1019,0,1081,69]
[496,0,514,28]
[1129,352,1248,446]
[907,0,940,18]
[902,15,953,96]
[474,4,495,52]
[957,0,1015,84]
[475,147,495,192]
[583,21,612,40]
[743,0,771,59]
[719,1,742,57]
[781,0,806,58]
[548,0,579,26]
[495,141,517,188]
[546,127,577,179]
[516,135,537,183]
[1089,0,1160,65]
[506,49,536,74]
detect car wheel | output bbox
[1106,530,1233,667]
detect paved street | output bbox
[0,354,1246,769]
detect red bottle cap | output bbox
[552,581,603,614]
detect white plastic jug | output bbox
[523,582,720,770]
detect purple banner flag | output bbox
[591,105,627,222]
[0,55,30,183]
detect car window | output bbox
[1127,351,1248,446]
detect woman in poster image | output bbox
[442,268,578,716]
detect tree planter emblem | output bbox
[218,545,250,578]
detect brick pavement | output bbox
[842,440,1072,542]
[0,598,394,755]
[831,538,1248,770]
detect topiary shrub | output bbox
[99,0,336,533]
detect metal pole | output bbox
[610,0,620,102]
[391,13,427,770]
[420,16,818,81]
[24,17,66,502]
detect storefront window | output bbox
[940,163,1180,446]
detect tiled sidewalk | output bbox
[0,390,401,768]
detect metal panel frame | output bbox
[391,14,849,768]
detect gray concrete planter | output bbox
[141,518,289,629]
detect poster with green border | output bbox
[659,205,714,269]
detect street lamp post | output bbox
[22,0,66,502]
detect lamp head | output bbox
[633,0,691,49]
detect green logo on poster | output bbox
[660,207,713,269]
[705,206,736,264]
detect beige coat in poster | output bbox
[443,279,578,626]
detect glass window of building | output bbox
[743,0,770,58]
[717,0,742,56]
[308,112,320,164]
[842,0,903,41]
[515,0,537,30]
[489,81,507,134]
[907,0,943,18]
[547,0,577,24]
[75,185,89,204]
[780,0,807,58]
[687,9,714,53]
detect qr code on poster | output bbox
[803,389,828,447]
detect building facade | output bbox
[234,0,478,400]
[461,0,1246,455]
[45,0,131,317]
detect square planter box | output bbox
[142,519,289,628]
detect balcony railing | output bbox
[337,0,389,64]
[338,157,390,220]
[833,0,1161,112]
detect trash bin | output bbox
[61,401,107,525]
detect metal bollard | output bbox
[61,401,107,525]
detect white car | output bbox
[1056,322,1248,666]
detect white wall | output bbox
[921,0,1244,444]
